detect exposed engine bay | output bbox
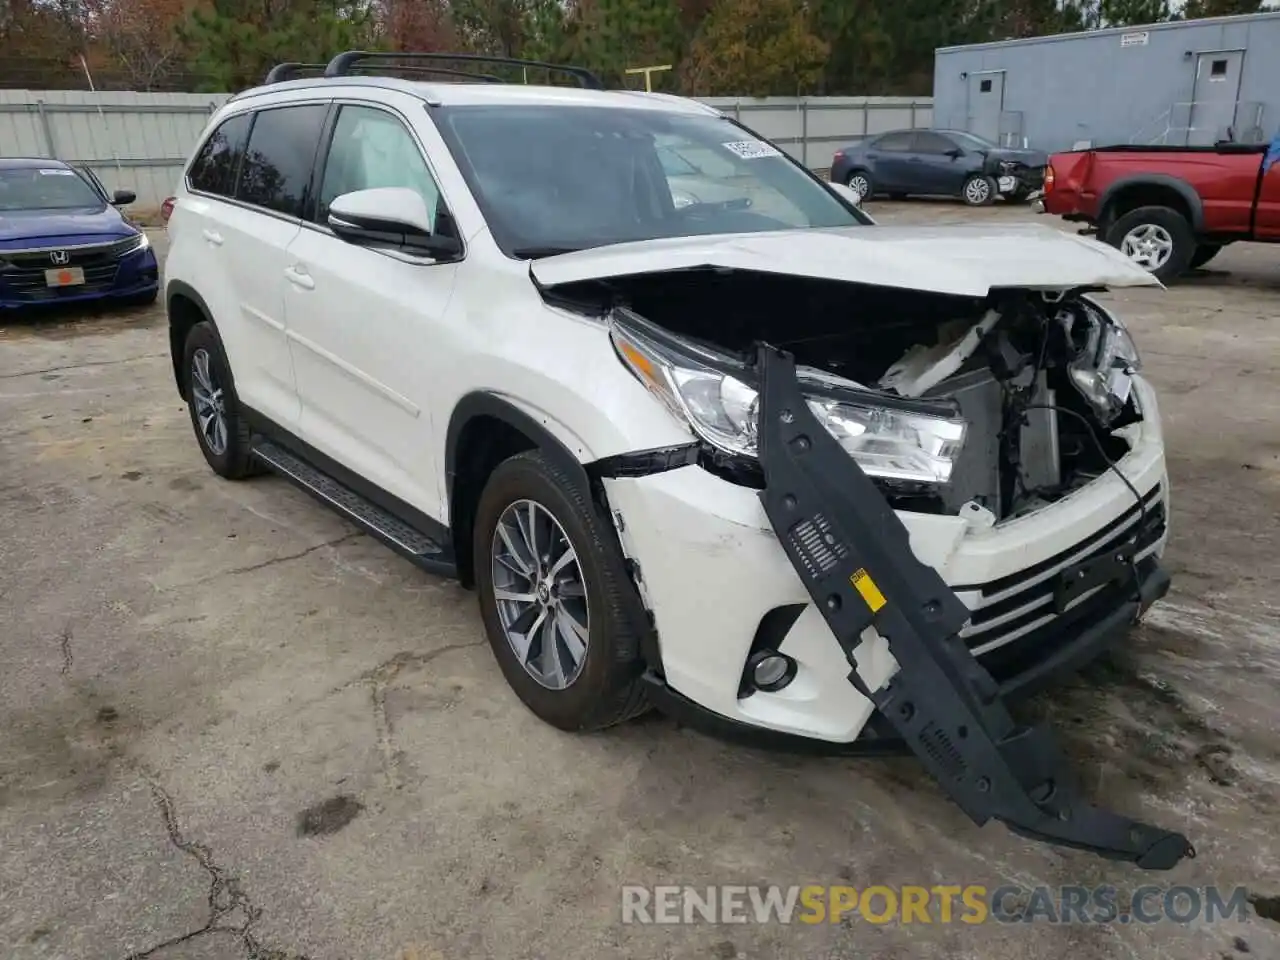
[546,268,1144,520]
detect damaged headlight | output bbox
[1065,301,1142,426]
[610,314,968,486]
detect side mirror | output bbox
[328,187,460,259]
[828,181,862,207]
[111,189,136,205]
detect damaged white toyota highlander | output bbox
[164,52,1194,870]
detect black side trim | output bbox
[1099,174,1205,231]
[165,279,214,398]
[242,408,456,575]
[445,392,591,503]
[591,443,699,479]
[753,343,1194,871]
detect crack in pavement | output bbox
[0,353,168,381]
[168,532,363,589]
[123,778,311,960]
[50,621,306,958]
[58,623,73,675]
[337,643,485,791]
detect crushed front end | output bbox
[543,248,1191,867]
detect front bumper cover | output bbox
[748,343,1194,871]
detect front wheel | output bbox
[962,174,997,206]
[473,450,648,732]
[1105,205,1195,281]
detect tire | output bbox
[844,169,873,201]
[181,320,259,480]
[1009,188,1031,203]
[962,174,997,206]
[1105,205,1195,282]
[473,450,648,732]
[1189,243,1223,270]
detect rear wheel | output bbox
[473,450,648,732]
[962,174,997,206]
[844,169,872,200]
[1106,205,1195,281]
[1189,243,1223,270]
[182,321,258,479]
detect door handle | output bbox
[201,229,223,246]
[284,265,315,290]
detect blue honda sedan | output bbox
[0,158,160,310]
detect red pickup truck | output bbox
[1039,142,1280,281]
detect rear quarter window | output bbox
[187,112,253,197]
[236,104,329,218]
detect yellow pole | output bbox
[625,64,673,93]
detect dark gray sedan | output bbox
[829,129,1048,206]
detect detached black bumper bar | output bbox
[752,344,1194,871]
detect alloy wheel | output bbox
[191,348,228,456]
[1120,223,1174,271]
[964,177,991,204]
[490,499,589,690]
[848,173,871,199]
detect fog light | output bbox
[747,651,796,693]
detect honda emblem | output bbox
[49,250,70,265]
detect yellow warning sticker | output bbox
[850,568,887,613]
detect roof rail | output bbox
[263,62,328,84]
[263,62,505,86]
[322,51,606,90]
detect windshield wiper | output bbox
[513,245,581,259]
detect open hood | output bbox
[529,223,1161,297]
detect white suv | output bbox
[164,52,1192,869]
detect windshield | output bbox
[433,105,868,257]
[946,131,999,151]
[0,167,103,211]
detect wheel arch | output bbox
[445,392,598,589]
[1100,176,1203,231]
[166,280,215,401]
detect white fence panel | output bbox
[1,90,934,206]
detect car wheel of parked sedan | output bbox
[182,321,260,480]
[844,169,873,200]
[473,450,649,732]
[1189,243,1223,270]
[962,174,997,206]
[1106,205,1195,281]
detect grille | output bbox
[0,237,139,301]
[953,484,1166,657]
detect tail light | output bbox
[160,196,176,223]
[1043,166,1055,193]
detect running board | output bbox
[753,344,1194,871]
[250,438,456,575]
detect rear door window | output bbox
[872,131,915,152]
[187,112,253,197]
[236,104,329,218]
[912,132,958,154]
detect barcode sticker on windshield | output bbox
[721,140,782,160]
